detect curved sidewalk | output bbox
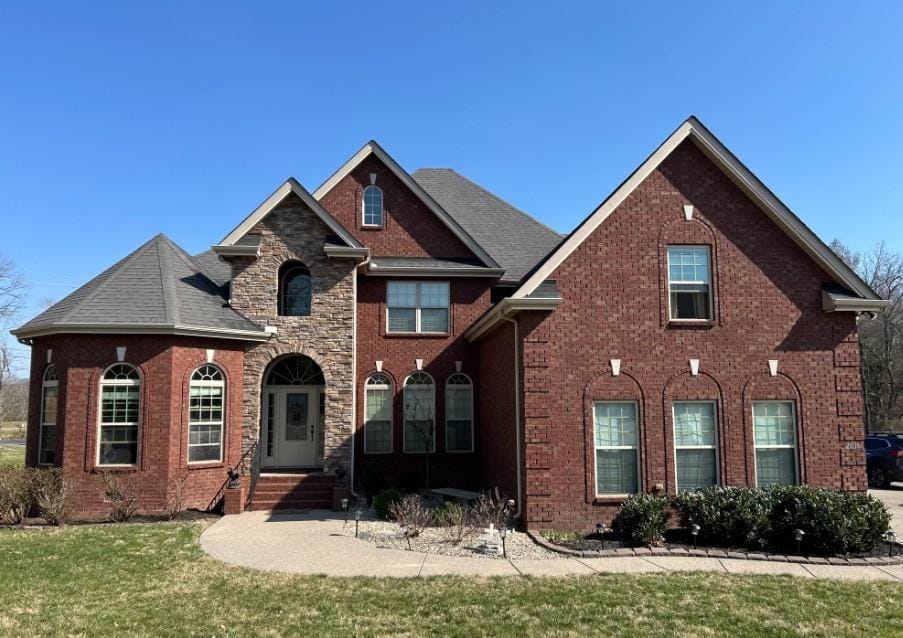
[200,510,903,581]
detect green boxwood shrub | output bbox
[611,494,670,546]
[372,489,404,521]
[671,486,771,549]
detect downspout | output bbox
[349,251,371,496]
[500,315,523,520]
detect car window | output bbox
[865,438,889,450]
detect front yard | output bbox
[1,522,902,637]
[0,444,24,466]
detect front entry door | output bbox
[264,387,319,468]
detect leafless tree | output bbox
[831,240,903,431]
[405,392,436,490]
[0,255,28,427]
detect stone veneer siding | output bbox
[227,193,356,474]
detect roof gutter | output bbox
[11,323,272,343]
[212,243,261,258]
[324,246,371,262]
[366,263,505,278]
[822,290,889,315]
[464,297,562,342]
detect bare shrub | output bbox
[0,466,34,525]
[472,487,514,531]
[166,474,188,521]
[33,468,71,525]
[389,494,432,538]
[99,473,139,522]
[434,501,474,545]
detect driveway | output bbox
[871,483,903,537]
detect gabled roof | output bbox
[312,140,500,269]
[12,234,269,341]
[412,168,563,283]
[219,178,362,248]
[511,116,885,306]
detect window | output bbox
[188,365,225,463]
[38,365,58,465]
[98,363,140,466]
[364,373,393,454]
[865,437,890,451]
[667,246,712,320]
[446,373,473,452]
[404,372,435,452]
[387,281,449,334]
[363,185,383,227]
[753,401,798,487]
[593,402,640,495]
[279,262,312,316]
[673,402,718,491]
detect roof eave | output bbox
[10,323,272,343]
[324,245,371,262]
[367,263,505,278]
[464,297,562,342]
[212,243,261,258]
[822,290,889,314]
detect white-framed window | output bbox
[445,373,473,453]
[97,363,140,466]
[673,402,718,491]
[364,373,393,454]
[188,364,225,463]
[386,281,450,334]
[403,371,435,453]
[753,401,799,487]
[593,402,640,495]
[667,245,712,320]
[363,185,383,227]
[38,365,58,465]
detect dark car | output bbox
[865,434,903,488]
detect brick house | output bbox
[11,117,887,530]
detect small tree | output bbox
[404,375,436,489]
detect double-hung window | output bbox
[445,373,474,452]
[38,365,58,465]
[593,402,640,495]
[98,364,140,466]
[667,246,712,320]
[673,402,718,491]
[364,373,393,454]
[188,365,225,463]
[753,401,798,487]
[387,281,449,334]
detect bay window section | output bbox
[387,281,449,334]
[667,245,712,320]
[753,401,798,487]
[673,402,718,491]
[593,402,640,495]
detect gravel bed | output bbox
[355,519,559,560]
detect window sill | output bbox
[360,225,384,231]
[187,461,225,470]
[666,319,715,329]
[362,450,393,456]
[92,465,139,473]
[384,332,450,339]
[593,495,633,505]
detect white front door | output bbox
[262,387,320,468]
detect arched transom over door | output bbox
[261,355,326,469]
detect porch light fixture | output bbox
[886,530,897,557]
[690,523,701,549]
[793,528,805,555]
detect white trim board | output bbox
[511,116,882,304]
[312,140,500,269]
[220,178,362,248]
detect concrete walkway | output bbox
[200,510,903,581]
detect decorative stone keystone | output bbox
[455,360,463,372]
[375,360,383,372]
[768,359,779,377]
[683,204,694,220]
[206,349,215,363]
[415,358,423,371]
[369,173,377,185]
[46,349,52,363]
[689,359,700,376]
[610,359,621,376]
[116,346,126,362]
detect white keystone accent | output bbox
[206,349,215,363]
[610,359,621,376]
[369,173,377,185]
[689,359,700,376]
[116,346,126,362]
[683,204,694,220]
[768,359,779,377]
[375,360,383,372]
[46,349,52,363]
[415,358,423,371]
[455,360,463,372]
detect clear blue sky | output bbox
[2,2,902,373]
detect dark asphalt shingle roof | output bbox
[413,168,564,283]
[15,235,262,336]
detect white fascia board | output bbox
[366,263,505,278]
[511,117,882,304]
[822,290,889,313]
[324,246,371,261]
[212,243,260,258]
[11,323,273,342]
[464,297,562,342]
[312,140,500,269]
[219,179,362,249]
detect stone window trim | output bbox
[95,362,142,469]
[185,363,228,467]
[657,217,720,328]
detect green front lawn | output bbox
[0,522,901,637]
[0,444,24,466]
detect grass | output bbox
[0,444,24,466]
[0,523,901,636]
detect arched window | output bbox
[362,185,383,227]
[188,365,225,463]
[403,371,435,453]
[364,373,392,454]
[445,373,473,453]
[279,262,312,316]
[98,363,140,466]
[38,365,58,465]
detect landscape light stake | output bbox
[886,531,897,558]
[793,528,805,556]
[342,498,349,526]
[595,523,604,539]
[354,510,360,539]
[690,523,701,549]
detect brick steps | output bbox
[249,472,335,511]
